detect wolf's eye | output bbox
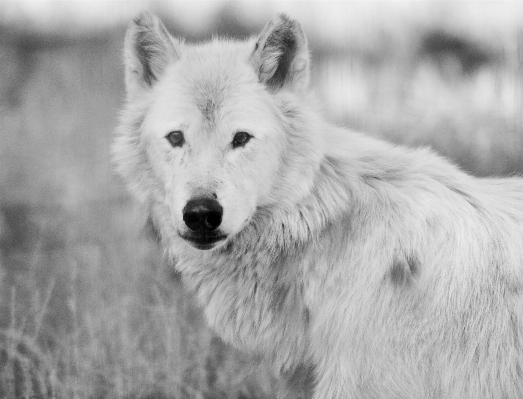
[232,131,252,149]
[166,130,184,147]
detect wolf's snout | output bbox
[183,198,223,232]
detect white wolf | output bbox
[113,12,523,399]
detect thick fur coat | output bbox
[113,12,523,399]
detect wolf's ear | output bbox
[250,14,309,93]
[124,12,179,96]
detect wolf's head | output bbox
[114,12,324,251]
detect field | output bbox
[1,2,522,398]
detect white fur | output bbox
[114,12,523,399]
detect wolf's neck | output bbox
[254,156,352,249]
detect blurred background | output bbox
[1,1,523,397]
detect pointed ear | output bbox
[124,12,179,96]
[250,14,310,93]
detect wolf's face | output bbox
[143,58,284,249]
[116,13,315,250]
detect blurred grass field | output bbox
[1,1,523,398]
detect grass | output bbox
[1,4,523,398]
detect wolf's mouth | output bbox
[179,232,228,250]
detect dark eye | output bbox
[232,131,252,149]
[166,130,184,147]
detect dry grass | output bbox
[1,6,522,398]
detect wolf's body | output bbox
[113,12,523,399]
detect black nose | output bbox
[183,198,223,233]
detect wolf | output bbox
[113,11,523,399]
